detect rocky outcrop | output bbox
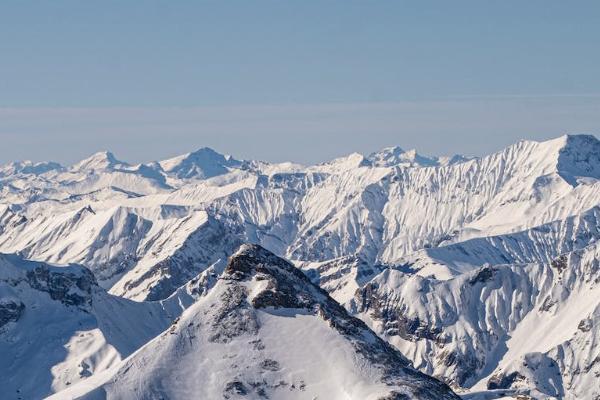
[25,265,95,309]
[221,244,461,399]
[62,244,460,400]
[0,298,25,327]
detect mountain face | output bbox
[159,147,246,180]
[2,134,598,303]
[72,151,128,172]
[0,134,599,399]
[0,254,176,400]
[351,241,600,399]
[52,245,459,400]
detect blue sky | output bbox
[0,1,599,164]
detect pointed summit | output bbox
[58,244,459,400]
[498,134,600,186]
[72,151,128,171]
[368,146,408,167]
[368,146,469,168]
[159,147,243,179]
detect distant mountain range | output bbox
[1,134,599,399]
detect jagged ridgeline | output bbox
[2,245,459,399]
[0,134,599,399]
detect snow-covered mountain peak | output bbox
[499,134,600,186]
[0,160,63,177]
[159,147,243,179]
[556,134,600,184]
[368,146,435,167]
[368,145,405,165]
[224,243,329,307]
[72,150,128,171]
[56,244,459,400]
[311,152,371,173]
[367,146,470,168]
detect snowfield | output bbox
[0,134,598,399]
[49,245,458,400]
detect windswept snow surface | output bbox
[0,254,175,399]
[51,245,459,400]
[0,134,598,304]
[0,134,599,399]
[352,242,600,399]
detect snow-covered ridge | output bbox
[398,205,600,279]
[52,244,460,400]
[0,134,598,302]
[367,146,471,168]
[352,241,600,399]
[0,253,176,399]
[0,134,599,399]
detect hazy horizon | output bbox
[1,97,599,165]
[1,1,599,164]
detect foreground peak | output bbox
[224,244,322,309]
[57,244,459,399]
[230,242,279,261]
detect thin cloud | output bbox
[0,97,598,165]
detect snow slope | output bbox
[52,245,459,400]
[351,242,600,399]
[0,253,176,400]
[397,205,600,279]
[0,135,598,302]
[0,134,599,399]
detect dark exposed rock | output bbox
[396,315,443,342]
[223,380,248,398]
[539,295,556,312]
[377,392,411,400]
[225,247,318,311]
[79,361,92,378]
[251,286,310,309]
[219,244,461,400]
[259,359,280,372]
[551,255,568,274]
[468,265,496,285]
[249,339,265,350]
[437,350,481,386]
[0,299,25,327]
[356,282,444,343]
[487,371,527,390]
[25,265,95,309]
[208,285,259,343]
[578,318,593,333]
